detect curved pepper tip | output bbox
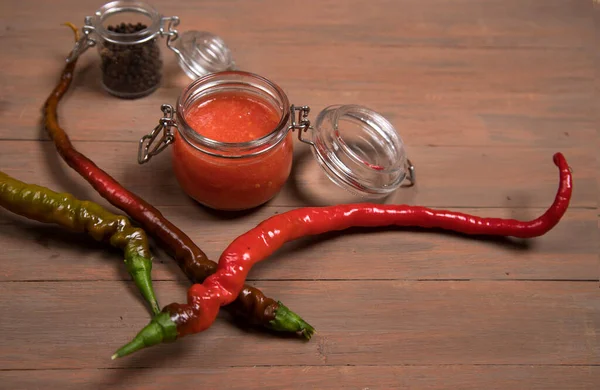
[111,311,178,360]
[127,255,161,317]
[552,152,571,173]
[269,301,316,341]
[552,152,564,166]
[551,152,573,185]
[300,323,316,341]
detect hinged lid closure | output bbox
[309,105,414,198]
[169,30,235,79]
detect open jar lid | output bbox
[307,104,415,197]
[169,30,235,79]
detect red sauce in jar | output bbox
[172,92,293,211]
[185,94,279,143]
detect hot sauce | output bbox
[185,93,279,143]
[171,91,293,211]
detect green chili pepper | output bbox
[0,171,160,315]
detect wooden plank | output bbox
[0,281,597,369]
[0,41,594,147]
[1,0,595,49]
[1,365,598,390]
[2,38,594,92]
[0,0,597,387]
[0,142,594,209]
[0,207,596,282]
[0,1,595,147]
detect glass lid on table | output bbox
[136,71,416,212]
[66,0,234,99]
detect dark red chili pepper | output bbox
[112,152,572,359]
[0,170,160,315]
[42,23,313,335]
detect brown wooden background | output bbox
[0,0,598,388]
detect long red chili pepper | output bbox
[112,152,572,359]
[43,23,314,335]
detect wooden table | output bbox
[0,0,598,388]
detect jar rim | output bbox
[311,104,410,197]
[175,70,292,158]
[92,0,162,44]
[331,105,405,174]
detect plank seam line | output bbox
[0,33,590,52]
[0,279,598,283]
[275,206,598,210]
[1,206,596,214]
[357,45,589,52]
[239,278,600,283]
[1,363,599,372]
[2,139,598,151]
[2,207,596,214]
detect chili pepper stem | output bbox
[111,312,178,360]
[62,22,80,41]
[270,301,316,340]
[126,255,161,316]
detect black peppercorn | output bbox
[99,22,163,98]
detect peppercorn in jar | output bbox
[66,0,235,99]
[98,22,163,98]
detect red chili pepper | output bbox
[43,23,313,335]
[112,153,572,359]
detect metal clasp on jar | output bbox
[138,104,177,164]
[288,105,315,146]
[159,16,180,49]
[66,16,97,63]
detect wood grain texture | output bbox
[0,0,597,388]
[0,281,597,370]
[0,141,594,208]
[1,47,596,147]
[0,2,597,147]
[1,366,599,390]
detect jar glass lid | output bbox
[170,30,236,79]
[310,104,414,198]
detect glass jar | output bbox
[66,0,235,99]
[169,72,293,211]
[138,71,415,211]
